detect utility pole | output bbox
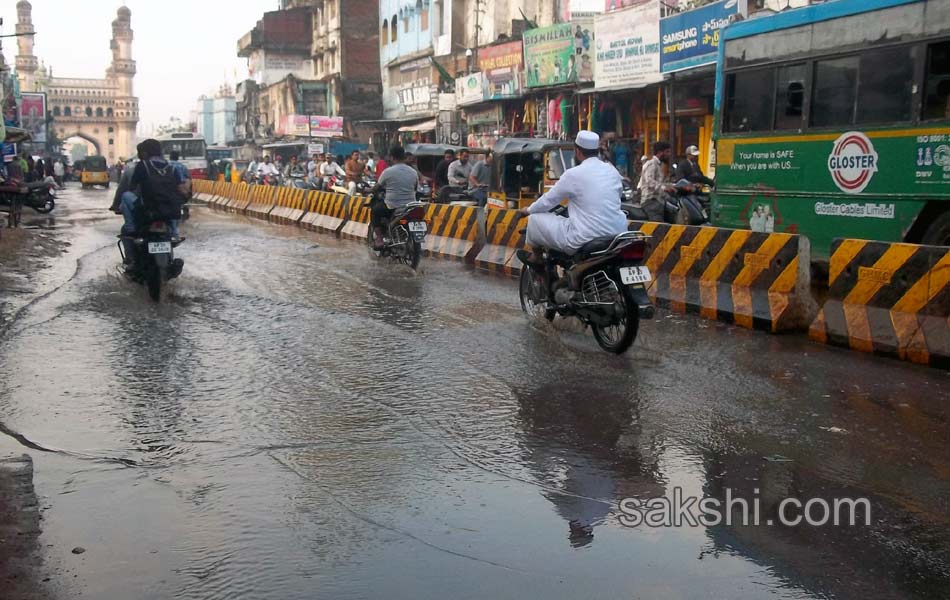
[473,0,483,71]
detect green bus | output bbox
[713,0,950,263]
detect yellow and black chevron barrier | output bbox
[340,195,371,241]
[809,239,950,368]
[243,184,275,217]
[270,188,308,224]
[300,191,348,234]
[423,204,481,262]
[473,208,528,276]
[629,221,814,332]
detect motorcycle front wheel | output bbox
[34,197,55,213]
[519,267,555,321]
[591,279,639,354]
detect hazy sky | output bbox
[19,1,271,132]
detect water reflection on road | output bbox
[0,188,947,599]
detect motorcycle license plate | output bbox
[408,221,427,233]
[619,266,652,285]
[148,242,172,254]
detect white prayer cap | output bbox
[575,130,600,150]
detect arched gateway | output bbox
[15,2,138,163]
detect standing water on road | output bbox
[1,188,948,599]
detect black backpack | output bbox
[141,159,182,222]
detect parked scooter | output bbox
[621,179,710,226]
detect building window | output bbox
[404,12,410,33]
[923,40,950,120]
[421,4,429,31]
[109,139,114,145]
[724,67,774,132]
[96,107,104,117]
[64,107,71,116]
[108,126,114,133]
[53,106,61,116]
[85,106,93,117]
[107,108,113,117]
[774,64,806,130]
[382,19,389,45]
[391,15,398,42]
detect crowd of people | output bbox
[0,152,68,188]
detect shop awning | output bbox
[1,127,32,144]
[398,118,437,132]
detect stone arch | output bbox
[62,131,103,156]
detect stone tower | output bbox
[109,6,138,160]
[15,0,39,91]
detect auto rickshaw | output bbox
[405,143,489,201]
[488,138,575,209]
[80,155,110,189]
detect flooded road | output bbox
[2,187,949,599]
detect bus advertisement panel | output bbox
[713,0,950,261]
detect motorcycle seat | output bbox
[575,235,617,258]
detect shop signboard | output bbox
[571,16,596,84]
[19,92,46,144]
[660,0,744,73]
[309,115,344,137]
[523,23,576,88]
[455,73,487,106]
[594,0,662,91]
[283,114,311,137]
[465,105,503,127]
[478,41,524,100]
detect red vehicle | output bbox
[158,133,209,180]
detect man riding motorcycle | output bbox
[369,145,418,250]
[284,155,306,182]
[258,155,280,184]
[517,131,628,266]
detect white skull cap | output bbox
[575,130,600,150]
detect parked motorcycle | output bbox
[517,208,654,354]
[0,180,56,214]
[364,194,427,270]
[118,220,184,301]
[416,181,432,201]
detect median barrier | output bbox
[221,182,246,211]
[473,208,528,276]
[243,184,275,217]
[629,221,814,332]
[206,181,229,207]
[192,179,213,202]
[809,239,950,368]
[270,188,308,224]
[300,191,348,234]
[423,203,482,262]
[340,195,371,241]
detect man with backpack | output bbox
[125,139,187,243]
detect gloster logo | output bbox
[828,132,879,194]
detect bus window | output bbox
[774,64,807,130]
[724,68,774,132]
[922,40,950,121]
[811,56,858,127]
[856,46,915,124]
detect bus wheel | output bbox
[921,212,950,247]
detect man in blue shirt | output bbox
[167,150,191,240]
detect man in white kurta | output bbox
[520,131,628,258]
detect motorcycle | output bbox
[289,174,312,190]
[118,219,184,302]
[355,175,376,196]
[517,208,654,354]
[0,179,56,214]
[364,194,428,270]
[621,179,709,226]
[416,181,432,201]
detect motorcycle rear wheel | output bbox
[146,265,164,302]
[591,280,639,354]
[33,197,54,213]
[401,238,422,270]
[519,268,555,321]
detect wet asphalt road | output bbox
[1,186,949,600]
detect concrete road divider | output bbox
[270,188,308,224]
[423,203,481,261]
[207,181,230,207]
[192,179,213,202]
[244,185,275,217]
[300,191,348,234]
[809,239,950,368]
[340,195,370,240]
[221,182,246,211]
[630,222,814,332]
[473,208,528,276]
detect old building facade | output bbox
[16,1,138,162]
